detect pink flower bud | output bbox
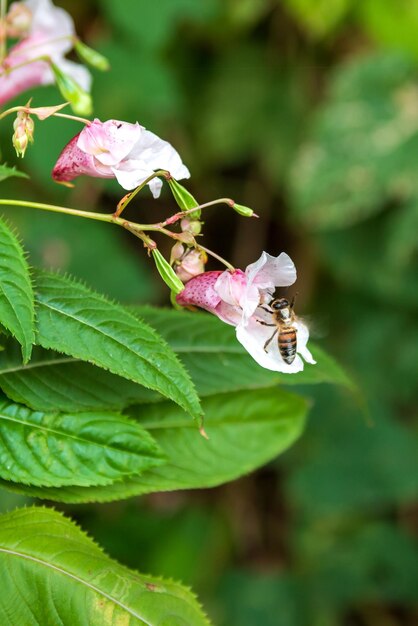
[180,218,201,235]
[170,242,185,265]
[12,110,34,157]
[175,249,207,283]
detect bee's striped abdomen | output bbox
[278,327,297,364]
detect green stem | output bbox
[0,198,235,270]
[0,105,90,125]
[0,198,182,236]
[0,54,49,76]
[114,170,170,217]
[197,244,235,271]
[0,0,7,64]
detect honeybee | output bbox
[259,297,298,365]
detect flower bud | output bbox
[175,249,207,283]
[170,242,185,265]
[12,111,34,158]
[50,62,93,115]
[74,39,110,72]
[180,218,202,235]
[232,202,258,217]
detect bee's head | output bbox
[271,298,289,311]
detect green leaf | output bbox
[0,396,164,487]
[0,307,351,414]
[0,387,308,502]
[0,164,29,182]
[0,342,158,412]
[0,507,211,625]
[290,53,418,230]
[136,307,354,393]
[33,271,202,419]
[0,218,35,363]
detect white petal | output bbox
[236,319,304,373]
[128,129,190,180]
[246,251,297,290]
[111,161,153,190]
[294,320,316,364]
[148,177,163,198]
[25,0,75,51]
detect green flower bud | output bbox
[50,62,93,115]
[74,39,110,71]
[232,202,257,217]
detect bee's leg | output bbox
[257,320,275,326]
[264,329,278,352]
[259,305,273,313]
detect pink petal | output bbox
[214,270,246,307]
[52,133,112,182]
[77,119,143,165]
[0,58,51,105]
[176,271,223,313]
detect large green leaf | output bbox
[136,307,354,393]
[0,397,164,488]
[0,387,308,502]
[0,342,157,412]
[0,507,211,625]
[33,271,201,419]
[0,307,351,413]
[0,218,34,363]
[289,53,418,229]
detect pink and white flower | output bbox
[177,251,316,373]
[0,0,91,106]
[52,118,190,197]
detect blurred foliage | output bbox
[0,0,417,624]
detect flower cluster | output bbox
[0,0,316,376]
[0,0,90,107]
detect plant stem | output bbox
[0,198,179,235]
[0,105,90,125]
[114,170,170,217]
[197,244,235,271]
[0,0,7,64]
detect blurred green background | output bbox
[1,1,417,624]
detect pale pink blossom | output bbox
[52,118,190,197]
[177,251,316,373]
[0,0,90,106]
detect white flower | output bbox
[52,118,190,197]
[177,251,316,373]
